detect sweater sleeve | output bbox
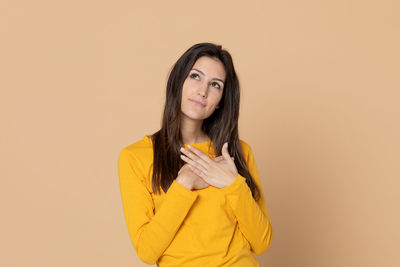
[118,148,199,265]
[219,144,273,255]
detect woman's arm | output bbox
[118,148,199,264]
[219,144,273,254]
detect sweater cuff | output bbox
[169,179,199,199]
[219,174,247,194]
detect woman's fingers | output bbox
[211,156,234,162]
[185,145,212,163]
[180,146,210,170]
[180,154,208,174]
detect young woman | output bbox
[118,42,273,266]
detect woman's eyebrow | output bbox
[191,68,225,84]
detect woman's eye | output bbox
[190,73,199,80]
[212,82,221,89]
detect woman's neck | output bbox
[182,132,210,144]
[180,116,210,144]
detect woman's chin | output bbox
[182,113,207,121]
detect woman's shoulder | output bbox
[119,135,154,162]
[118,135,154,191]
[239,138,253,155]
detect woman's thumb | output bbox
[222,142,230,158]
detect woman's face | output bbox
[180,56,226,122]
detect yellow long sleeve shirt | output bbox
[118,135,273,266]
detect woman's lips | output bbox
[189,99,206,107]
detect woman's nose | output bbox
[198,82,208,97]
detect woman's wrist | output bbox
[176,176,193,190]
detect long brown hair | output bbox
[150,42,261,201]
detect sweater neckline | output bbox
[144,135,215,156]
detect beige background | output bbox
[1,0,399,266]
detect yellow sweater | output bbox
[118,135,273,266]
